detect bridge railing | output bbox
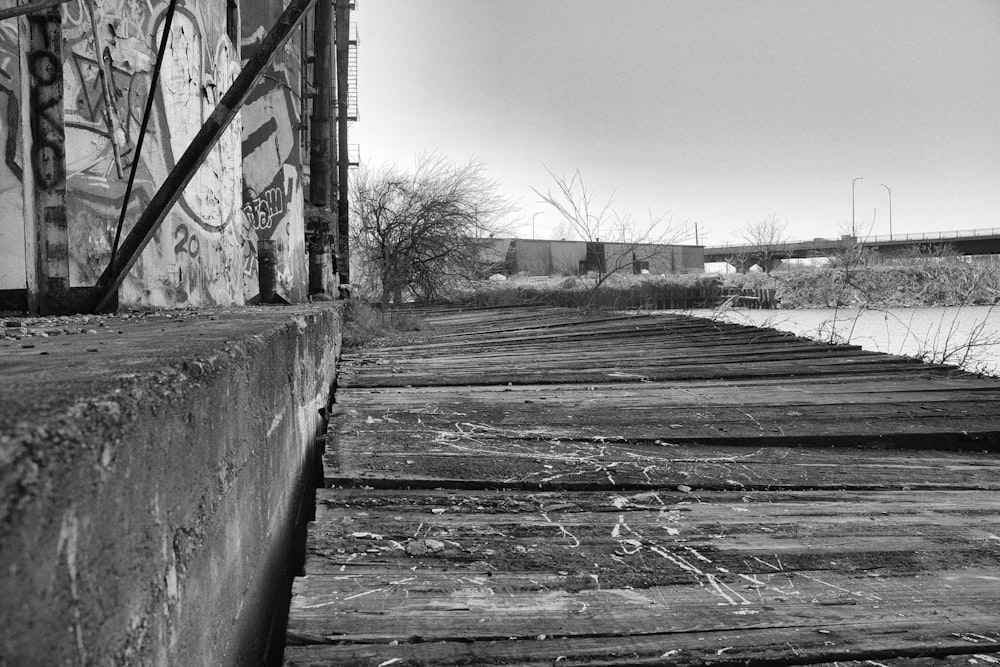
[866,227,1000,243]
[706,226,1000,253]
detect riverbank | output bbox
[437,256,1000,311]
[723,257,1000,308]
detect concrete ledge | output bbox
[0,304,342,666]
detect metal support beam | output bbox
[307,0,334,296]
[93,0,317,313]
[308,0,333,207]
[109,0,179,273]
[334,0,351,286]
[0,0,73,21]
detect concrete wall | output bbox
[0,18,27,291]
[62,0,250,307]
[0,306,341,666]
[0,0,312,309]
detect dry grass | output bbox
[439,273,722,310]
[721,257,1000,309]
[341,301,428,348]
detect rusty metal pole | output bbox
[334,0,351,287]
[308,0,333,206]
[93,0,317,312]
[307,0,333,296]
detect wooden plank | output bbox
[338,357,949,389]
[285,630,1000,667]
[285,573,1000,665]
[326,416,1000,488]
[287,486,1000,663]
[287,569,1000,639]
[305,488,1000,578]
[334,379,1000,414]
[326,455,1000,492]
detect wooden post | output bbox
[25,6,69,314]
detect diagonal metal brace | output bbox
[0,0,73,21]
[93,0,317,313]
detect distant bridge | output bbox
[704,227,1000,271]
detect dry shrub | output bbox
[341,301,428,348]
[720,257,1000,309]
[441,274,721,310]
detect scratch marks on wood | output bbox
[286,307,1000,665]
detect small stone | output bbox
[4,320,21,327]
[676,484,692,493]
[423,539,446,552]
[20,343,35,348]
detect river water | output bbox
[679,305,1000,377]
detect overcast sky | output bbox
[352,0,1000,245]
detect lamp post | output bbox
[852,177,863,236]
[881,183,892,240]
[531,211,542,240]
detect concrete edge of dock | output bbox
[0,304,342,666]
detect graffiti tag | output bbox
[27,13,65,192]
[242,186,285,231]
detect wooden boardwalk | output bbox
[285,307,1000,666]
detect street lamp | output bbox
[531,211,542,240]
[881,183,892,240]
[852,177,864,236]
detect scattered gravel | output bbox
[0,310,199,342]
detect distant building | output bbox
[482,238,704,276]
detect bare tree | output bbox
[551,218,577,241]
[736,213,790,275]
[532,168,690,303]
[351,154,512,305]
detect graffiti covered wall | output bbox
[62,0,249,307]
[240,0,307,302]
[0,18,27,290]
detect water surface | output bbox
[680,305,1000,376]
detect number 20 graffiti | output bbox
[173,223,200,258]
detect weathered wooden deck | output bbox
[285,307,1000,666]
